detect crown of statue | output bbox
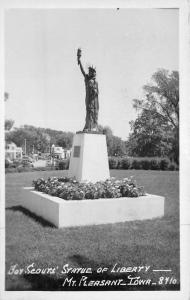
[88,65,96,73]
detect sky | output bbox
[5,8,179,140]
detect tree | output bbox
[127,109,173,157]
[98,124,126,156]
[108,135,126,156]
[133,69,179,129]
[4,93,14,138]
[6,125,74,155]
[5,119,14,131]
[4,92,9,102]
[129,69,179,162]
[56,132,74,149]
[98,125,113,137]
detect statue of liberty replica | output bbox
[68,48,109,183]
[77,48,99,132]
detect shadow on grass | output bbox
[6,205,55,228]
[6,254,180,291]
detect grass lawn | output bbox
[5,170,179,291]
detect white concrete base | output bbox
[68,133,110,183]
[22,187,165,228]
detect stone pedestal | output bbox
[68,132,110,183]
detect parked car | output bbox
[46,160,52,166]
[5,158,13,168]
[21,156,34,167]
[22,156,33,162]
[5,158,23,168]
[12,159,23,168]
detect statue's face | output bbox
[89,69,96,78]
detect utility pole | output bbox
[24,139,26,155]
[51,144,55,169]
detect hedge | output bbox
[5,166,56,173]
[5,157,179,173]
[108,156,179,171]
[57,159,70,170]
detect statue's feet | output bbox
[83,126,99,133]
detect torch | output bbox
[77,48,82,64]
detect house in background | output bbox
[51,145,71,160]
[5,142,23,160]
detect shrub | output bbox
[141,159,151,170]
[168,162,177,171]
[5,168,17,173]
[108,156,178,171]
[160,158,170,170]
[121,157,131,169]
[176,164,179,171]
[131,159,142,170]
[18,166,33,172]
[5,159,10,168]
[33,166,53,171]
[5,165,55,173]
[33,176,146,200]
[150,158,160,170]
[57,159,70,170]
[109,157,118,169]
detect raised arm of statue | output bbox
[78,59,86,77]
[77,48,86,77]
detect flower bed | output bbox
[32,176,145,200]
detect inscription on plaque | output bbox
[73,146,81,158]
